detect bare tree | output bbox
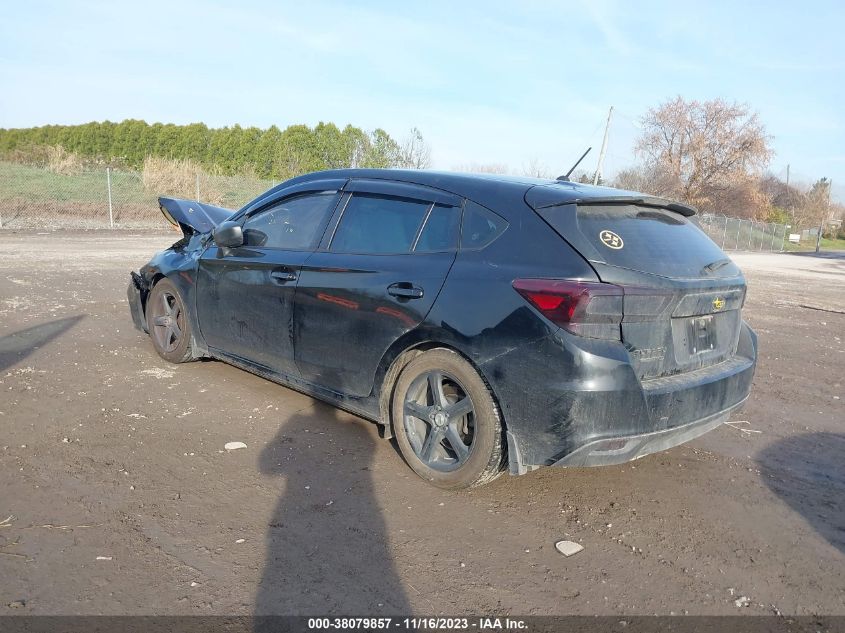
[759,173,804,212]
[707,178,773,220]
[452,162,510,174]
[756,174,842,229]
[802,177,834,232]
[613,164,678,196]
[399,127,431,170]
[521,157,553,179]
[635,97,773,210]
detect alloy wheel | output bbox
[403,370,476,472]
[150,290,185,353]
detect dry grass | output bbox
[141,156,228,206]
[46,146,85,175]
[142,156,199,198]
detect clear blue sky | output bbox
[2,0,843,200]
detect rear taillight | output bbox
[512,279,623,340]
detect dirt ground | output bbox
[0,231,842,616]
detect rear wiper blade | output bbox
[702,258,732,274]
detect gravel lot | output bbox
[0,231,842,616]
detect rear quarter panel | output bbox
[423,195,600,453]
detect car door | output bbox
[196,185,343,376]
[293,179,462,397]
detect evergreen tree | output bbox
[0,119,423,179]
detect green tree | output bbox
[0,119,417,176]
[363,128,401,168]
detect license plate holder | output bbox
[687,315,717,355]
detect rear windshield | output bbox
[574,204,739,278]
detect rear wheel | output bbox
[391,349,505,489]
[146,278,193,363]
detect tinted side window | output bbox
[242,192,339,250]
[331,194,431,254]
[414,205,460,252]
[461,201,508,249]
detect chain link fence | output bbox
[695,213,789,252]
[0,161,274,230]
[0,161,823,252]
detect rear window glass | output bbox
[575,205,738,278]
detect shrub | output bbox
[765,206,791,225]
[46,145,85,175]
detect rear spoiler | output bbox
[158,197,235,235]
[524,185,697,217]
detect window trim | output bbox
[237,177,349,219]
[320,192,352,251]
[343,178,461,207]
[409,204,436,252]
[412,202,463,253]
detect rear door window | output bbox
[330,194,431,254]
[414,205,460,252]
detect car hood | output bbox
[158,197,235,235]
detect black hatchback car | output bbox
[128,169,757,488]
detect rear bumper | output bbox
[480,321,757,474]
[127,272,148,332]
[552,396,746,467]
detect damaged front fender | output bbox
[128,272,149,332]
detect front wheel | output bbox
[391,349,505,489]
[145,278,193,363]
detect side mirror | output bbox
[213,221,244,248]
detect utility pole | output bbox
[593,106,613,186]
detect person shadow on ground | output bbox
[255,402,411,622]
[758,432,845,555]
[0,315,84,372]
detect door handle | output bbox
[387,282,424,299]
[270,268,297,283]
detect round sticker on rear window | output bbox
[599,229,624,249]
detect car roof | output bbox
[290,168,623,197]
[255,169,697,216]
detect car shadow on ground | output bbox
[787,250,845,259]
[0,315,84,372]
[254,403,410,622]
[757,432,845,555]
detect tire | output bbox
[145,277,194,364]
[391,348,505,489]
